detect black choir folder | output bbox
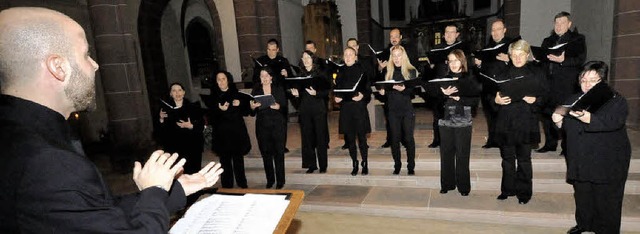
[237,92,276,109]
[473,36,522,62]
[333,74,363,98]
[375,78,423,89]
[420,41,463,64]
[531,42,568,62]
[479,72,531,100]
[367,44,390,62]
[285,76,313,90]
[562,82,615,112]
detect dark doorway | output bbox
[186,19,219,89]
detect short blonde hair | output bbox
[508,39,531,54]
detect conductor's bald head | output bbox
[0,7,75,89]
[0,7,99,118]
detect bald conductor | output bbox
[0,7,223,233]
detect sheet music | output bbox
[481,43,505,51]
[170,194,289,234]
[429,41,462,52]
[550,42,568,50]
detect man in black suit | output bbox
[0,7,223,233]
[474,19,512,149]
[253,38,294,85]
[537,11,586,155]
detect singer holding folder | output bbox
[551,61,630,234]
[437,49,481,195]
[209,71,251,189]
[334,47,372,176]
[491,40,547,205]
[250,67,288,189]
[537,11,586,155]
[378,45,418,175]
[291,50,331,174]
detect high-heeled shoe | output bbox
[351,160,359,176]
[360,161,368,175]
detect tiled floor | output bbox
[97,107,640,233]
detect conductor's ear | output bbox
[46,54,66,82]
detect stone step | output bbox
[241,155,640,173]
[242,167,640,194]
[274,184,640,232]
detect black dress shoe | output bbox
[381,142,390,148]
[428,142,439,148]
[535,146,557,153]
[481,143,497,149]
[439,189,448,194]
[460,192,469,196]
[319,168,327,173]
[284,147,290,153]
[306,168,317,174]
[518,197,530,204]
[239,185,248,189]
[392,168,400,175]
[566,226,587,234]
[266,182,274,189]
[276,184,284,189]
[407,170,415,175]
[559,150,566,156]
[341,144,349,150]
[496,193,513,200]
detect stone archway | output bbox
[185,17,219,90]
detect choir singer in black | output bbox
[491,40,547,204]
[250,67,288,189]
[438,49,481,196]
[209,71,251,188]
[552,61,630,234]
[334,47,372,176]
[378,45,418,175]
[290,50,331,174]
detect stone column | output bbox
[503,0,520,39]
[611,0,640,129]
[356,0,372,44]
[87,1,153,153]
[234,0,281,78]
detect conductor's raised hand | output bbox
[133,150,185,192]
[177,161,224,196]
[352,92,364,101]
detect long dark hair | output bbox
[298,50,318,76]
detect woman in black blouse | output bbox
[552,61,630,234]
[158,82,204,175]
[334,47,372,176]
[250,67,288,189]
[291,50,331,174]
[492,40,547,204]
[378,45,418,175]
[438,49,481,196]
[210,71,251,188]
